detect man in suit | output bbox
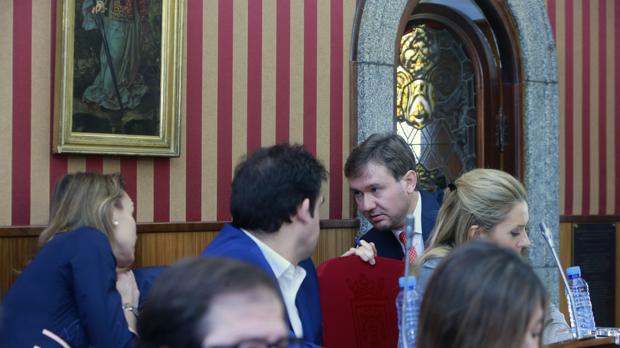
[345,133,442,261]
[202,144,375,348]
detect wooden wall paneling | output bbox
[559,222,620,327]
[133,227,359,268]
[133,231,219,267]
[1,225,358,295]
[0,236,39,296]
[558,222,573,320]
[311,227,358,265]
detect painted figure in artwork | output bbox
[74,0,161,135]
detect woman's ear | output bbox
[468,224,483,240]
[110,205,123,229]
[111,206,120,223]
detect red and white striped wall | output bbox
[546,0,620,217]
[2,0,618,227]
[0,0,355,226]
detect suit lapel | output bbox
[420,190,441,242]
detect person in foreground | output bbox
[345,133,442,261]
[418,240,547,348]
[414,168,571,344]
[137,257,299,348]
[202,144,375,347]
[0,172,139,347]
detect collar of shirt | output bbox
[241,228,307,337]
[241,229,307,281]
[392,191,423,241]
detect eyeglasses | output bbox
[204,337,305,348]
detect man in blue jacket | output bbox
[202,144,376,347]
[345,133,443,262]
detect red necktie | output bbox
[398,231,417,263]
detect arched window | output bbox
[395,0,522,190]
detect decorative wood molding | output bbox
[560,215,620,224]
[546,337,615,348]
[349,0,365,63]
[0,219,360,237]
[0,226,43,237]
[138,222,225,233]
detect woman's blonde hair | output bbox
[417,168,527,267]
[39,172,126,247]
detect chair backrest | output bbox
[317,256,404,348]
[133,265,166,308]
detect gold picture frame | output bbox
[53,0,184,156]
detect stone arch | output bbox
[351,0,560,303]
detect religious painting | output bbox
[53,0,184,156]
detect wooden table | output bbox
[547,337,619,348]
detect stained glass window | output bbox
[396,25,476,190]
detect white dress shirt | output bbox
[392,191,424,258]
[242,229,306,337]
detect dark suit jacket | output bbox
[0,227,134,347]
[201,224,323,347]
[360,189,443,260]
[133,265,165,308]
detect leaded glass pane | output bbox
[396,25,476,190]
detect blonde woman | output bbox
[1,173,139,347]
[414,168,571,344]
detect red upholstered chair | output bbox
[317,255,404,348]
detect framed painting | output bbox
[53,0,184,156]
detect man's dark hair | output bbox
[231,143,328,233]
[137,257,282,348]
[344,133,416,180]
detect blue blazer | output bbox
[201,224,323,347]
[361,189,443,260]
[0,227,134,347]
[133,265,165,308]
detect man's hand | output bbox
[91,0,106,14]
[341,240,377,265]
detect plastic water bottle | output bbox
[396,276,419,348]
[566,266,596,336]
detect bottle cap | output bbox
[399,276,416,289]
[566,266,581,277]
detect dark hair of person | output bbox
[344,133,416,180]
[417,240,547,348]
[230,143,328,233]
[136,257,283,348]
